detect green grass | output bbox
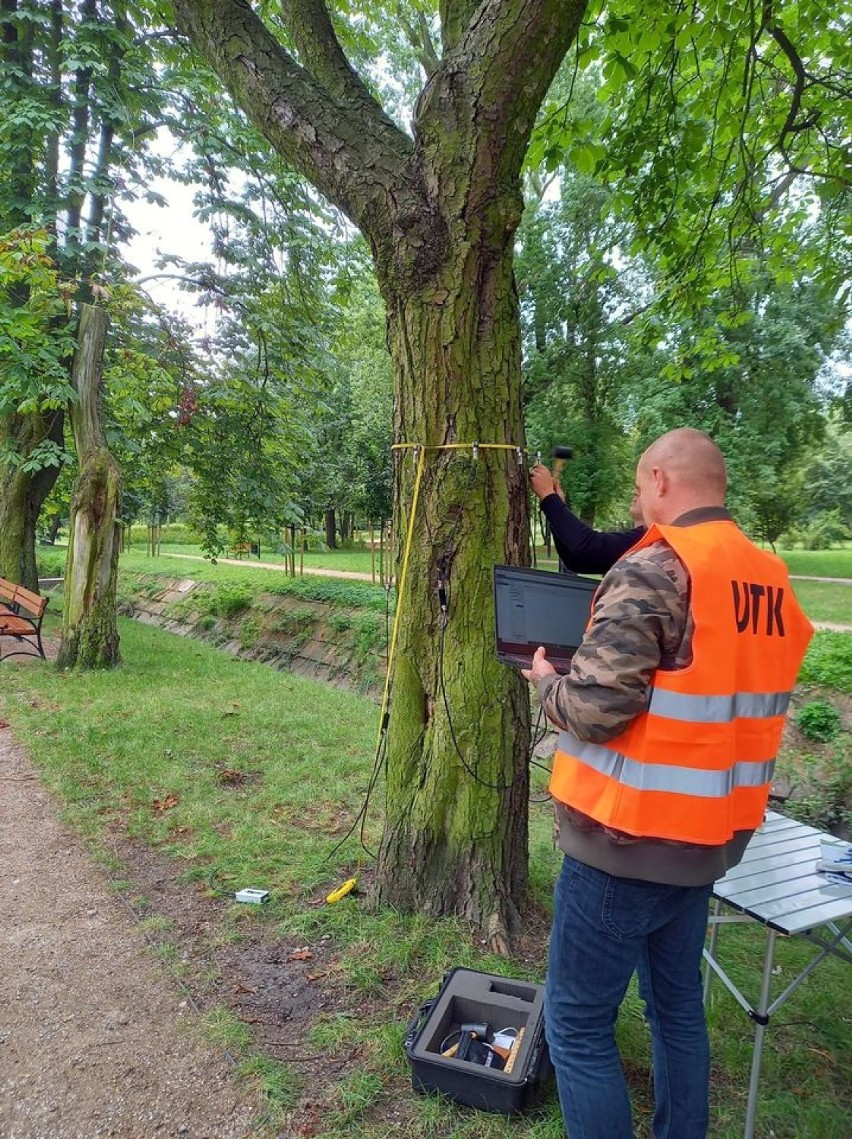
[791,579,852,625]
[774,546,852,579]
[799,630,852,694]
[3,620,850,1137]
[118,548,392,607]
[123,540,384,576]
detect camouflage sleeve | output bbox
[537,543,690,744]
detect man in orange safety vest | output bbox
[523,427,812,1139]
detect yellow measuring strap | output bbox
[326,877,358,904]
[375,444,427,754]
[391,443,527,453]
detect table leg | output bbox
[704,897,722,1005]
[744,928,777,1139]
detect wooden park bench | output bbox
[0,577,48,661]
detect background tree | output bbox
[57,303,122,668]
[338,265,394,533]
[629,275,845,530]
[0,0,167,587]
[793,419,852,547]
[291,250,393,549]
[100,291,201,538]
[517,168,651,526]
[0,227,76,586]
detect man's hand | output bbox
[530,464,563,502]
[521,646,556,686]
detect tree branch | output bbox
[439,0,478,53]
[397,2,440,79]
[762,3,806,148]
[171,0,413,232]
[420,0,588,198]
[285,0,400,130]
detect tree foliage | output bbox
[529,1,852,304]
[0,0,171,586]
[0,227,76,470]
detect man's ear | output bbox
[651,465,667,496]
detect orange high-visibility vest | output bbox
[549,521,813,845]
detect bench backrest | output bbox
[0,577,47,617]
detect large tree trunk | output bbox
[171,0,586,943]
[374,227,532,943]
[57,304,121,669]
[0,412,64,591]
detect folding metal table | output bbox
[703,811,852,1139]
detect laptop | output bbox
[493,564,598,674]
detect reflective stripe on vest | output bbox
[556,730,775,797]
[647,688,791,722]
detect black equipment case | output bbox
[403,967,553,1114]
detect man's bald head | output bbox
[632,428,727,526]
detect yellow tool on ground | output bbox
[325,877,357,904]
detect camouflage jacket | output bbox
[537,536,694,743]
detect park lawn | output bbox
[775,546,852,579]
[2,618,850,1138]
[121,541,389,577]
[790,579,852,626]
[101,540,852,585]
[115,549,392,609]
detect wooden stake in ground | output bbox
[57,303,122,669]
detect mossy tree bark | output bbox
[56,304,121,669]
[0,411,64,591]
[173,0,587,943]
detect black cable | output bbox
[433,450,521,793]
[324,581,396,866]
[325,710,388,864]
[330,446,545,853]
[437,617,519,792]
[435,448,557,796]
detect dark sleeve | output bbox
[539,494,644,574]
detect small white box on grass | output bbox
[235,888,270,904]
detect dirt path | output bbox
[0,727,260,1139]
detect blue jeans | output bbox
[545,856,712,1139]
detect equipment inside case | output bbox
[404,967,553,1114]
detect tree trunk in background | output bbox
[46,512,63,543]
[57,304,121,669]
[0,412,64,591]
[324,508,337,548]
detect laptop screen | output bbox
[493,564,598,674]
